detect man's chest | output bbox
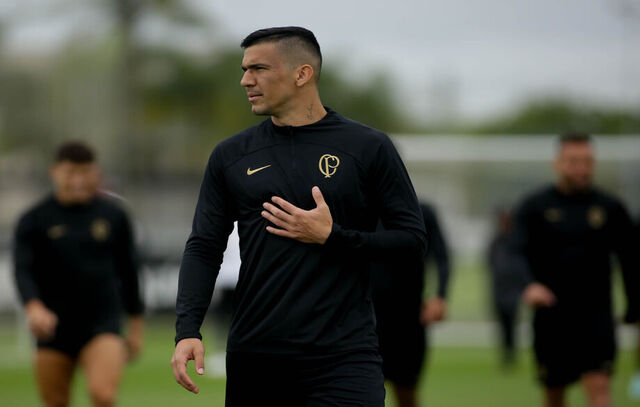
[40,213,116,253]
[533,201,610,246]
[224,143,369,217]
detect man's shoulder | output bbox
[17,195,54,221]
[93,196,129,218]
[590,187,628,213]
[518,185,555,211]
[329,112,388,144]
[209,120,271,166]
[14,195,57,234]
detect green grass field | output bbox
[0,315,637,407]
[1,261,636,406]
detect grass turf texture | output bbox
[0,260,635,406]
[0,316,637,407]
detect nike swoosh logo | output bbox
[246,165,271,175]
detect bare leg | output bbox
[544,386,566,407]
[392,383,420,407]
[581,371,611,407]
[35,348,75,407]
[78,333,126,407]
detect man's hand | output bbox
[420,297,447,325]
[522,282,557,308]
[171,338,205,394]
[25,299,58,341]
[262,186,333,244]
[125,315,144,362]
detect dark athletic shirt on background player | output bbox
[512,185,639,385]
[371,202,450,385]
[175,108,427,356]
[13,195,144,356]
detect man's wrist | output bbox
[25,299,45,313]
[175,332,203,345]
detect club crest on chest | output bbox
[319,154,340,178]
[47,224,67,239]
[91,218,111,241]
[587,205,606,229]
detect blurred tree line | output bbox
[0,0,413,179]
[465,99,640,135]
[0,1,638,180]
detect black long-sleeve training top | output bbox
[13,195,144,321]
[175,108,427,355]
[511,185,639,323]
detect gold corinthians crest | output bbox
[587,206,606,229]
[91,218,111,241]
[319,154,340,178]
[47,224,67,239]
[544,208,563,222]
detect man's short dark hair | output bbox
[241,26,322,80]
[556,132,592,151]
[55,141,95,164]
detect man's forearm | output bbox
[325,223,426,261]
[175,254,219,344]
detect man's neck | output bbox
[555,181,589,196]
[271,96,327,127]
[54,192,93,206]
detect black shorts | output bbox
[37,317,121,359]
[533,308,615,387]
[225,350,385,407]
[376,313,426,387]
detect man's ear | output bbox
[552,156,561,175]
[295,64,315,87]
[48,165,58,181]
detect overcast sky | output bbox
[4,0,640,121]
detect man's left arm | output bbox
[115,211,145,360]
[421,204,450,324]
[610,201,640,324]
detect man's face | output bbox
[240,42,297,116]
[554,141,594,192]
[49,161,100,204]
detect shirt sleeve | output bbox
[609,201,639,323]
[326,136,427,260]
[115,210,144,316]
[175,147,235,344]
[509,200,536,286]
[422,204,451,298]
[12,212,40,305]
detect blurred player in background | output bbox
[372,201,450,407]
[13,141,145,407]
[511,133,639,407]
[486,208,528,368]
[629,217,640,401]
[171,26,426,406]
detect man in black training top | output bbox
[13,142,145,407]
[487,208,528,368]
[512,133,639,407]
[372,201,450,407]
[171,26,427,406]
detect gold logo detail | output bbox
[319,154,340,178]
[91,218,111,242]
[544,208,563,222]
[588,206,606,229]
[47,225,67,239]
[247,165,271,175]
